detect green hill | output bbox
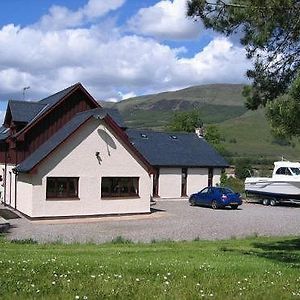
[101,84,300,161]
[102,84,247,130]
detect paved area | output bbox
[4,200,300,243]
[0,216,9,232]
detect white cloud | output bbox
[127,0,202,40]
[37,0,125,30]
[0,1,249,104]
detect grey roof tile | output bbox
[126,129,228,167]
[8,100,47,123]
[38,83,79,108]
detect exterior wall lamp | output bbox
[95,151,102,164]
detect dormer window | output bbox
[140,133,148,139]
[170,135,178,140]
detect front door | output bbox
[181,168,187,197]
[208,168,213,187]
[153,170,159,197]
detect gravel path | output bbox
[4,200,300,243]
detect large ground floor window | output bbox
[101,177,139,198]
[46,177,79,199]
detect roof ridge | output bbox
[38,82,80,103]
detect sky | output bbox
[0,0,251,120]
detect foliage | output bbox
[235,158,252,179]
[167,110,203,132]
[205,124,221,144]
[187,0,300,136]
[221,174,245,194]
[0,236,299,299]
[266,74,300,138]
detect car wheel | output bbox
[189,198,196,206]
[262,199,270,206]
[231,205,238,209]
[269,199,277,206]
[211,200,218,209]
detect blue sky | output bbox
[0,0,250,118]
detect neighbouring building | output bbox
[127,130,228,198]
[0,83,228,218]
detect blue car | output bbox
[189,186,242,209]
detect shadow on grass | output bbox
[223,238,300,266]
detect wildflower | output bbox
[52,281,56,285]
[75,296,80,300]
[165,281,169,285]
[136,278,140,282]
[91,275,96,278]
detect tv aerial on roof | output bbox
[22,86,30,100]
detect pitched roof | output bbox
[15,108,149,173]
[103,108,125,128]
[8,100,47,123]
[13,83,100,140]
[38,83,79,108]
[15,108,101,173]
[126,129,228,167]
[0,126,10,141]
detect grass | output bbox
[219,109,300,160]
[0,235,299,299]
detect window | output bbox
[101,177,139,198]
[46,177,79,199]
[276,167,292,175]
[291,168,300,175]
[200,187,209,194]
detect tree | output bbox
[187,0,300,137]
[204,125,221,145]
[167,110,203,132]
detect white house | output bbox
[0,83,228,219]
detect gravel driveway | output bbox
[4,200,300,243]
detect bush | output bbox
[221,175,244,194]
[235,158,252,179]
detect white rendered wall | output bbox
[16,174,33,216]
[158,168,182,198]
[187,168,208,196]
[213,168,222,186]
[17,118,151,218]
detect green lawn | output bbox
[0,236,299,299]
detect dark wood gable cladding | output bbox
[4,86,100,165]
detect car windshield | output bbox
[220,188,233,194]
[291,168,300,175]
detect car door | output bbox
[204,187,213,206]
[196,187,209,205]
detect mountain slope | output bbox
[101,84,300,160]
[102,84,247,130]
